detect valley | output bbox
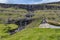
[0,1,60,40]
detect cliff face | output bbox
[0,2,60,11]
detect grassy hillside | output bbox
[1,28,60,40]
[0,2,60,40]
[0,7,28,23]
[0,24,18,39]
[34,10,60,22]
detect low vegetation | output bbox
[34,10,60,22]
[0,28,60,40]
[47,20,60,26]
[0,4,60,40]
[0,24,18,39]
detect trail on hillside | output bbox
[39,23,60,28]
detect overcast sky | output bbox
[0,0,60,4]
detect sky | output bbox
[0,0,60,4]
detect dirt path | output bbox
[39,23,60,28]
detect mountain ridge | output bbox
[0,1,60,11]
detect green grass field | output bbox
[0,28,60,40]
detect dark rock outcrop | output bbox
[0,2,60,11]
